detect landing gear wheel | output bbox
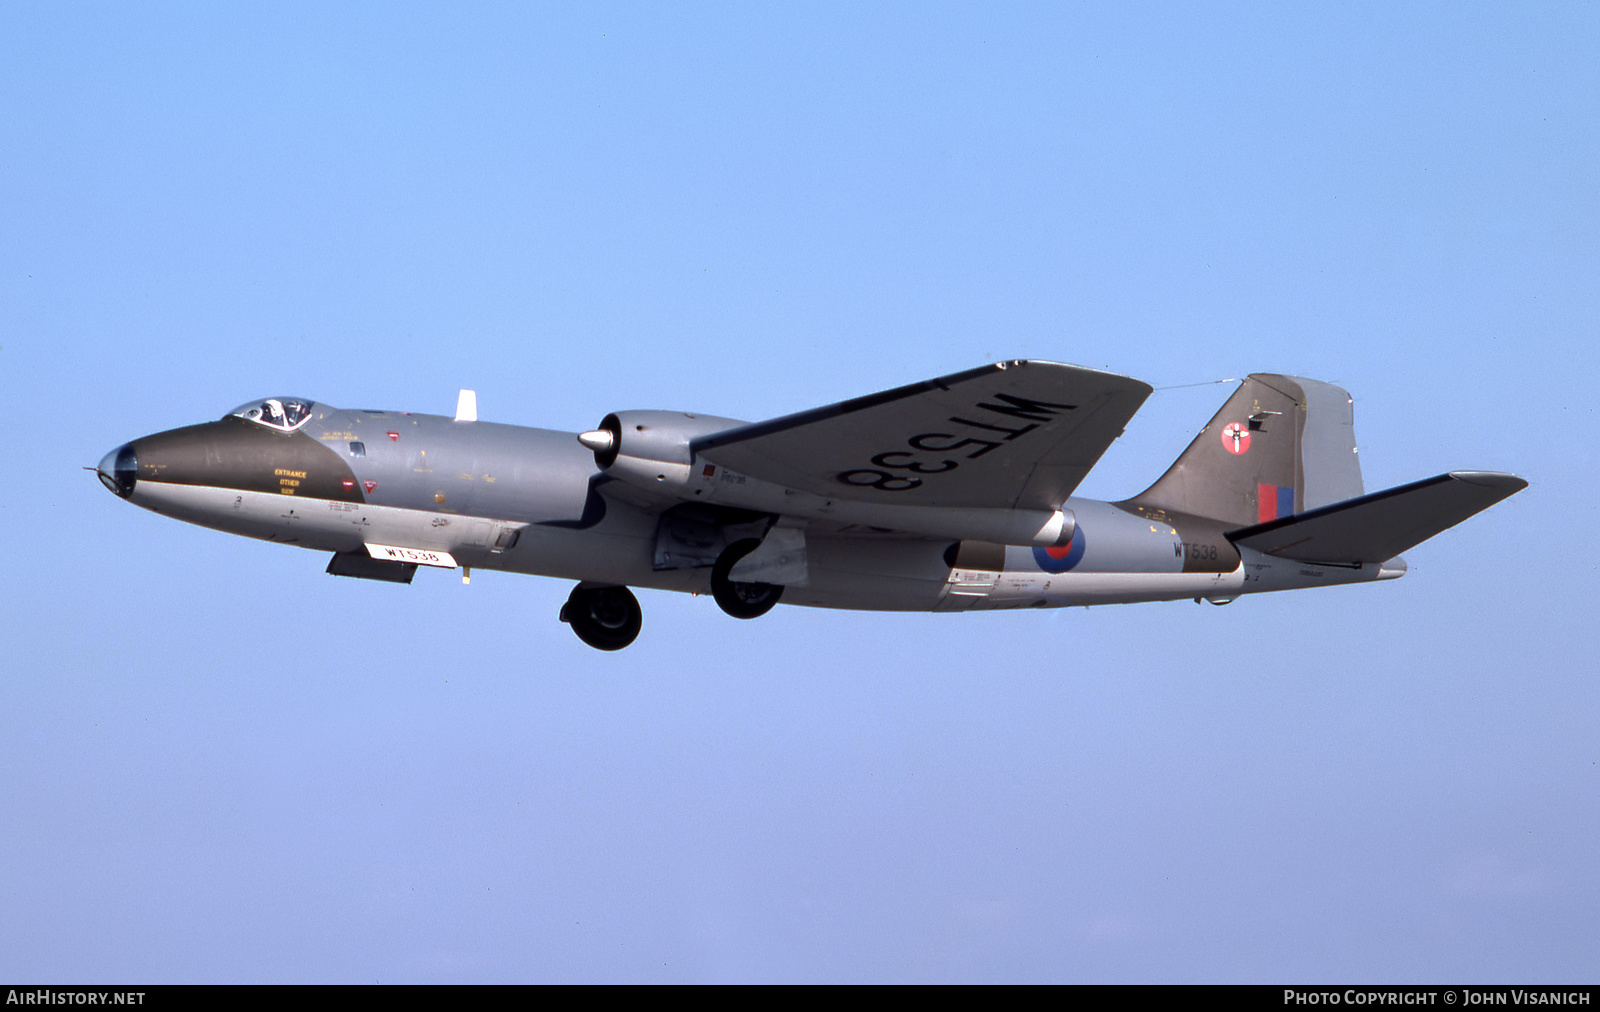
[711,538,784,619]
[560,584,642,650]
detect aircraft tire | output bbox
[560,584,642,650]
[711,538,784,620]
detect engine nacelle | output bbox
[579,410,746,490]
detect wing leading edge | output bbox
[692,360,1152,512]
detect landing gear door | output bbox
[727,527,808,587]
[653,511,726,570]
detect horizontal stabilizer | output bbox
[1227,471,1526,565]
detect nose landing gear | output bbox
[560,584,643,651]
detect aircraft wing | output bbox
[691,360,1152,511]
[1227,470,1527,564]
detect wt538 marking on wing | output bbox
[834,392,1078,492]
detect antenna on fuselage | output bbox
[454,389,478,422]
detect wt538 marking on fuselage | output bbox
[95,363,1525,650]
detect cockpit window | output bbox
[228,397,315,432]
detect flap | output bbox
[692,360,1151,511]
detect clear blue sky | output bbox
[3,2,1596,982]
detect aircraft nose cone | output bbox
[97,443,138,498]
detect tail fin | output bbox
[1124,374,1365,527]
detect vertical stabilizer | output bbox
[1123,374,1364,527]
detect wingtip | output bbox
[1448,471,1529,493]
[1003,359,1153,392]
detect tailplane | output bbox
[1228,471,1527,565]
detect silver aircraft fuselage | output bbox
[96,365,1520,649]
[97,402,1392,615]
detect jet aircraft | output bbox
[95,362,1525,650]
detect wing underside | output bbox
[692,360,1152,512]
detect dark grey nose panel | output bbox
[97,444,138,498]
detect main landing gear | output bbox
[560,538,786,650]
[710,538,784,619]
[560,584,642,651]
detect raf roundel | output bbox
[1221,422,1251,455]
[1032,529,1087,574]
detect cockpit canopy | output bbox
[228,397,315,432]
